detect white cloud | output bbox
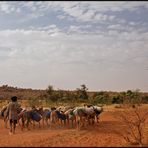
[43,1,148,23]
[0,1,148,91]
[57,14,66,20]
[0,26,147,91]
[0,25,147,68]
[0,1,148,24]
[54,2,116,22]
[16,7,21,13]
[21,1,36,10]
[0,2,14,13]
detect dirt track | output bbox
[0,105,148,147]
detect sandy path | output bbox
[0,107,147,147]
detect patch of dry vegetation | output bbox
[115,106,148,146]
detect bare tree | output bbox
[117,107,148,146]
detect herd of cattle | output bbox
[0,104,103,130]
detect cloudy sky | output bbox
[0,1,148,92]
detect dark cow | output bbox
[18,107,42,130]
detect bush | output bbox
[117,107,148,146]
[27,97,42,107]
[142,96,148,103]
[112,95,123,104]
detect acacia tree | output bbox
[76,84,89,100]
[124,89,142,106]
[45,85,57,103]
[126,90,133,104]
[46,85,54,96]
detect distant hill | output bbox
[0,85,45,100]
[0,85,116,100]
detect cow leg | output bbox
[33,120,35,128]
[50,116,54,129]
[20,117,25,131]
[38,121,41,128]
[88,117,91,125]
[76,116,81,130]
[4,116,8,128]
[42,117,44,127]
[64,119,66,127]
[74,117,76,128]
[81,117,85,128]
[45,118,49,127]
[26,119,30,130]
[67,118,70,128]
[96,115,99,123]
[60,119,62,126]
[92,118,95,125]
[71,119,74,128]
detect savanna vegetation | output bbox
[0,84,147,108]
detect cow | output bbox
[64,108,77,128]
[18,106,42,131]
[41,108,51,127]
[73,105,103,130]
[49,107,67,129]
[0,105,9,128]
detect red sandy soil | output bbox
[0,105,148,147]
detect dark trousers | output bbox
[9,119,17,133]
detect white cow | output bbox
[73,105,103,130]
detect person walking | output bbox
[6,96,20,135]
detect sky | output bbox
[0,1,148,92]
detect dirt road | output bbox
[0,105,147,147]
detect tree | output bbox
[142,95,148,103]
[122,90,136,105]
[91,91,111,105]
[76,84,88,100]
[46,85,54,96]
[124,89,142,106]
[126,90,133,104]
[112,95,123,104]
[45,85,57,103]
[132,89,142,105]
[117,107,148,146]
